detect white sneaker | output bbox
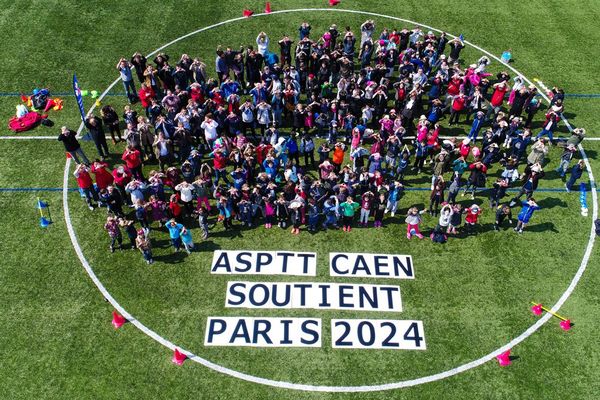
[391,212,395,217]
[88,205,94,211]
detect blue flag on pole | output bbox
[37,200,48,209]
[73,74,86,123]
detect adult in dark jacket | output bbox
[130,52,147,83]
[84,115,109,159]
[566,160,585,192]
[510,163,545,205]
[58,126,90,165]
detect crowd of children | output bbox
[61,20,588,263]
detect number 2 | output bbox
[334,321,352,346]
[381,322,399,347]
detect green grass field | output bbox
[1,1,600,398]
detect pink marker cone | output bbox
[265,2,271,13]
[531,303,543,316]
[560,319,572,331]
[243,9,254,17]
[329,0,341,6]
[172,348,187,365]
[112,311,126,329]
[497,350,511,367]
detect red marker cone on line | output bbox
[243,9,254,17]
[265,2,271,13]
[560,319,572,331]
[329,0,341,6]
[112,311,126,329]
[497,350,511,367]
[531,303,543,316]
[172,348,187,365]
[530,302,573,331]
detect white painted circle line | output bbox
[62,8,597,392]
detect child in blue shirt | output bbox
[514,198,540,234]
[467,111,485,141]
[166,219,184,251]
[181,227,194,254]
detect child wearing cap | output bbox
[464,204,482,234]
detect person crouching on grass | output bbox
[405,207,424,239]
[340,196,360,232]
[515,198,540,234]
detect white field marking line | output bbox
[62,8,597,392]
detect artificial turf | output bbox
[1,1,600,398]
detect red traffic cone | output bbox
[243,9,254,17]
[66,152,71,159]
[560,319,572,331]
[112,311,126,329]
[172,348,187,365]
[531,303,543,316]
[265,2,271,13]
[329,0,341,6]
[496,350,511,367]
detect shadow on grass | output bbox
[525,222,558,233]
[153,251,187,264]
[537,197,567,209]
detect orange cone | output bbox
[112,311,126,329]
[172,348,187,365]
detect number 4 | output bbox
[403,322,424,348]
